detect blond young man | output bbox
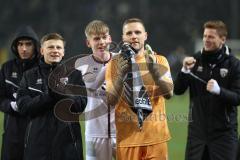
[106,18,173,160]
[75,20,116,160]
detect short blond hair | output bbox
[203,20,228,38]
[85,20,109,38]
[40,33,65,46]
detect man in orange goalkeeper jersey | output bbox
[106,18,173,160]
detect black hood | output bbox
[11,25,40,59]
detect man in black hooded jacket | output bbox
[0,25,40,160]
[16,33,87,160]
[174,20,240,160]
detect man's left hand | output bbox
[145,51,157,65]
[206,79,220,95]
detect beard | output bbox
[131,43,144,53]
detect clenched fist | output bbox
[206,79,220,95]
[181,57,196,73]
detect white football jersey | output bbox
[75,54,116,138]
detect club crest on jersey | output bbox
[36,78,43,85]
[220,68,228,78]
[11,72,17,78]
[197,66,203,72]
[60,77,68,85]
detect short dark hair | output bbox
[122,18,146,30]
[40,33,65,46]
[203,20,228,37]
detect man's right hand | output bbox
[107,55,130,106]
[182,57,196,73]
[183,57,196,69]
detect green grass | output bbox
[0,94,239,159]
[167,93,190,159]
[167,93,240,159]
[167,94,189,159]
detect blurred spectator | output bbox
[0,48,8,66]
[167,45,186,79]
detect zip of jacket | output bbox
[5,115,10,130]
[225,108,230,123]
[24,121,32,149]
[68,123,81,160]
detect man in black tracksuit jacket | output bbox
[174,20,240,160]
[0,25,40,160]
[16,33,87,160]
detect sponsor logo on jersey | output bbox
[135,97,151,105]
[93,67,98,73]
[36,78,43,85]
[134,86,152,111]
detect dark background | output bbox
[0,1,239,158]
[0,0,239,59]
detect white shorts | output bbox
[86,137,116,160]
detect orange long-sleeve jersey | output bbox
[106,52,173,147]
